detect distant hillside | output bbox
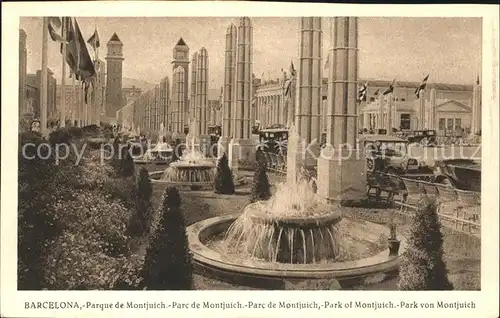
[122,77,156,91]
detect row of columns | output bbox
[255,94,285,127]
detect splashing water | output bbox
[179,120,212,165]
[222,169,347,264]
[159,120,216,184]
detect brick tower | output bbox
[105,32,124,123]
[172,38,190,131]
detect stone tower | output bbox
[172,38,190,131]
[105,33,124,123]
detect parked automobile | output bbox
[360,134,435,199]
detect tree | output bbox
[142,187,193,290]
[397,196,453,290]
[250,161,271,203]
[213,152,235,195]
[127,168,152,237]
[121,145,135,177]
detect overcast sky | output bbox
[20,17,482,88]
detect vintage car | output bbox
[360,134,435,199]
[406,130,437,146]
[258,128,288,154]
[435,158,481,192]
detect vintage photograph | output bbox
[17,15,483,291]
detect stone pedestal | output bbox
[316,147,366,203]
[228,138,256,171]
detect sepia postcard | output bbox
[1,1,499,318]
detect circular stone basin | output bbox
[187,214,407,289]
[237,203,343,264]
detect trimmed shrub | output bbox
[48,127,73,146]
[250,162,271,203]
[121,146,135,178]
[397,196,454,290]
[18,132,65,289]
[127,168,153,237]
[213,153,235,195]
[67,126,83,139]
[142,187,193,290]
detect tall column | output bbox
[295,17,322,148]
[173,66,186,133]
[40,18,49,135]
[195,47,209,137]
[19,30,27,120]
[472,79,481,134]
[317,17,365,203]
[429,88,436,130]
[219,24,237,155]
[387,95,393,132]
[377,98,384,130]
[419,93,426,129]
[363,111,370,130]
[229,17,255,170]
[190,52,198,127]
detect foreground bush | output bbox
[213,153,235,195]
[127,168,152,237]
[250,162,271,203]
[398,196,453,290]
[142,187,193,290]
[121,146,135,177]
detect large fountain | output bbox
[187,125,407,289]
[150,121,217,190]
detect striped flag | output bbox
[383,78,396,95]
[357,82,368,102]
[414,74,430,98]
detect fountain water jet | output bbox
[150,121,216,189]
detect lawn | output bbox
[148,172,481,290]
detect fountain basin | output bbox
[188,214,407,289]
[149,162,247,190]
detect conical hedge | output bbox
[142,186,193,290]
[397,196,453,290]
[213,152,235,195]
[126,167,152,237]
[250,162,271,203]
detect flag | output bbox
[414,74,430,98]
[373,89,380,96]
[383,78,396,95]
[289,61,296,77]
[48,17,67,43]
[87,28,100,52]
[324,53,330,70]
[476,75,480,85]
[74,19,96,83]
[61,17,80,79]
[357,82,368,102]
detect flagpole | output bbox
[40,17,49,136]
[60,19,67,128]
[70,77,75,125]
